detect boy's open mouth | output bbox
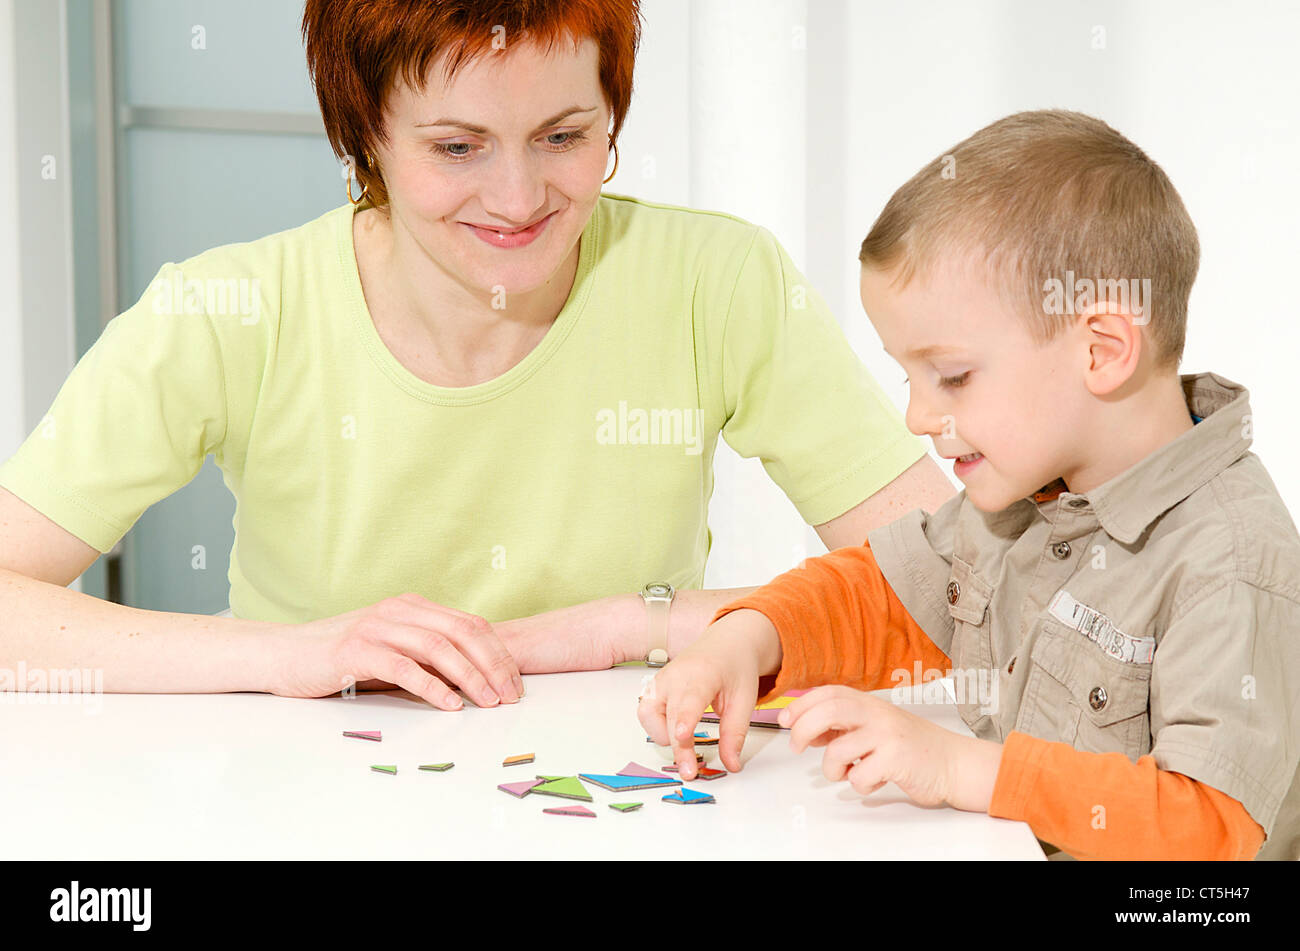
[957,452,983,463]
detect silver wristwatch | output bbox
[640,582,675,667]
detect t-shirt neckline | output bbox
[335,200,599,405]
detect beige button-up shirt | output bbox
[867,372,1300,859]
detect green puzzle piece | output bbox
[529,776,593,802]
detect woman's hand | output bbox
[269,593,523,710]
[636,608,781,778]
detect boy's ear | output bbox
[1080,306,1144,396]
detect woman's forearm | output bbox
[0,568,290,693]
[497,586,762,672]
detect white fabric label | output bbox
[1047,590,1156,664]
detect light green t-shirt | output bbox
[0,194,926,623]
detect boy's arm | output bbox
[990,732,1265,860]
[711,541,952,705]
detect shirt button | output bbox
[947,580,960,605]
[1007,657,1016,674]
[1089,685,1108,710]
[1051,541,1071,559]
[1068,498,1088,508]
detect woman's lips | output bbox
[463,211,556,249]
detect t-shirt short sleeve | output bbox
[0,262,228,553]
[715,226,927,526]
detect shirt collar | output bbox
[1028,372,1253,543]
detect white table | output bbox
[1,666,1045,859]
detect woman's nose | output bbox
[482,149,547,226]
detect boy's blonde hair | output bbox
[859,110,1199,373]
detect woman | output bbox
[0,0,954,709]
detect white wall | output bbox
[0,0,25,458]
[613,0,1300,588]
[1,0,76,457]
[3,1,1297,601]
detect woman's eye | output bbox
[432,129,588,162]
[432,142,475,160]
[546,129,588,149]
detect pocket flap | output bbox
[946,556,992,625]
[1031,621,1151,726]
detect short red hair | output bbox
[302,0,643,207]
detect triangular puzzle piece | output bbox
[498,779,543,798]
[530,776,592,801]
[609,802,643,812]
[370,765,397,775]
[418,763,454,771]
[579,773,681,791]
[662,786,714,804]
[343,730,382,741]
[542,805,597,818]
[617,761,667,779]
[695,766,726,780]
[502,753,535,766]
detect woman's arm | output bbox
[499,457,957,673]
[814,455,957,551]
[496,586,761,672]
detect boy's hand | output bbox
[636,609,780,779]
[781,685,1004,813]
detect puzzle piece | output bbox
[343,730,382,741]
[617,761,667,778]
[700,707,784,729]
[418,763,454,771]
[662,787,714,805]
[502,753,535,767]
[543,805,597,818]
[370,765,397,775]
[609,802,643,812]
[529,776,593,802]
[498,779,543,798]
[578,773,681,792]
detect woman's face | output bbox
[374,37,611,297]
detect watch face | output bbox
[644,583,672,598]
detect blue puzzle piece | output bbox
[579,772,681,791]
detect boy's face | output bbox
[861,258,1087,512]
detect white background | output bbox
[2,0,1297,598]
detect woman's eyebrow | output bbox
[415,105,599,134]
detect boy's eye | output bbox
[902,373,970,388]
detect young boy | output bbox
[638,110,1300,860]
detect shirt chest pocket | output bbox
[946,555,996,734]
[1018,618,1153,759]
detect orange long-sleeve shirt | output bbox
[713,542,1265,860]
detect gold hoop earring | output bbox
[348,152,375,205]
[603,139,619,185]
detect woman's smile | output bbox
[462,209,558,249]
